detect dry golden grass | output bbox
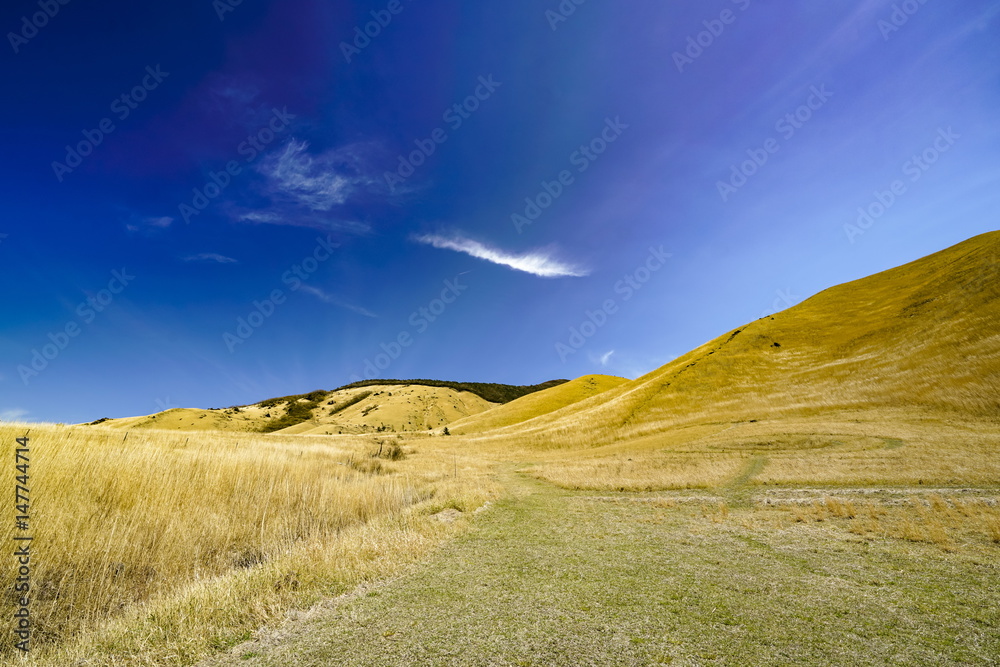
[764,493,1000,551]
[497,411,1000,491]
[0,423,497,665]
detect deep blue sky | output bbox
[2,0,998,423]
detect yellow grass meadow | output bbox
[0,423,497,666]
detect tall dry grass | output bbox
[0,424,496,665]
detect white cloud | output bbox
[234,139,380,232]
[600,350,615,366]
[414,233,589,278]
[260,139,368,211]
[239,211,282,224]
[183,253,238,264]
[126,216,174,234]
[0,409,29,422]
[234,207,371,234]
[299,285,377,318]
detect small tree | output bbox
[443,427,451,436]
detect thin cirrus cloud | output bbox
[230,139,379,232]
[259,139,378,211]
[414,233,589,278]
[0,408,29,422]
[298,285,378,318]
[182,253,238,264]
[125,216,174,233]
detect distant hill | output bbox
[448,375,628,435]
[85,379,568,435]
[328,379,568,405]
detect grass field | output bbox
[0,424,497,666]
[199,470,1000,666]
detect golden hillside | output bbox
[448,374,628,434]
[92,384,499,434]
[465,232,999,486]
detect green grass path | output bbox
[206,470,999,666]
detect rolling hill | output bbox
[87,380,566,435]
[463,231,1000,479]
[448,374,628,434]
[89,232,999,462]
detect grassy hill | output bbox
[468,231,1000,489]
[87,380,567,435]
[448,374,628,434]
[330,379,568,404]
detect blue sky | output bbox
[1,0,998,423]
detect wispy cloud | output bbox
[299,285,377,318]
[238,211,282,224]
[414,233,589,278]
[182,253,238,264]
[126,216,174,233]
[599,350,615,366]
[233,207,371,234]
[229,139,380,232]
[259,139,375,211]
[0,408,29,422]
